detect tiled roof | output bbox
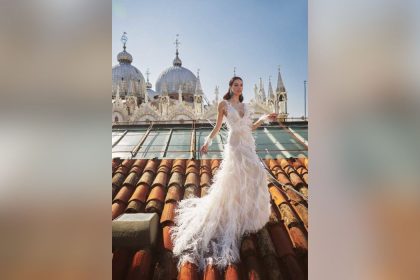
[112,157,308,279]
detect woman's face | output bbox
[230,79,243,96]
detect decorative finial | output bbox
[278,65,281,72]
[121,32,128,51]
[174,34,180,54]
[146,68,150,82]
[233,67,236,76]
[197,68,200,78]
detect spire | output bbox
[268,76,274,99]
[254,84,258,101]
[117,32,133,64]
[173,34,182,66]
[145,68,152,89]
[259,77,266,100]
[233,67,236,77]
[195,69,203,95]
[214,85,219,103]
[276,65,286,92]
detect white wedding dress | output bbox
[169,100,271,272]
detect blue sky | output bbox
[112,0,307,117]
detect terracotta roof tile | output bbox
[137,171,155,187]
[123,172,139,188]
[152,250,178,279]
[200,186,210,198]
[112,158,122,176]
[172,159,186,174]
[179,262,199,280]
[152,171,169,188]
[165,185,183,203]
[112,156,309,278]
[224,263,241,280]
[269,185,308,254]
[112,201,126,220]
[200,172,211,188]
[143,159,159,174]
[184,185,200,199]
[162,224,174,251]
[200,159,212,174]
[185,171,199,188]
[168,172,184,189]
[125,249,153,280]
[203,264,222,280]
[115,159,135,175]
[161,201,176,224]
[125,200,145,214]
[159,159,173,173]
[255,227,284,279]
[145,185,165,213]
[112,248,132,280]
[210,159,220,174]
[114,186,135,204]
[128,184,150,204]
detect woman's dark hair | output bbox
[223,76,244,102]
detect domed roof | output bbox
[112,33,145,97]
[155,35,197,95]
[155,65,197,94]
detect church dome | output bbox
[112,33,146,98]
[155,65,197,94]
[155,36,197,95]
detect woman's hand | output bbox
[267,113,278,121]
[199,143,209,155]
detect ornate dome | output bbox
[155,35,197,95]
[112,33,146,98]
[155,65,197,94]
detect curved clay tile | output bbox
[168,172,184,189]
[185,172,199,188]
[165,185,183,203]
[172,159,186,174]
[143,159,159,174]
[183,185,199,199]
[158,159,173,174]
[199,159,212,174]
[210,159,220,175]
[162,225,173,251]
[115,159,135,175]
[152,171,169,189]
[203,264,222,280]
[146,185,165,204]
[200,172,211,188]
[160,201,176,224]
[200,186,210,197]
[255,227,284,279]
[112,248,132,280]
[112,201,126,220]
[145,185,165,213]
[125,249,152,280]
[153,250,178,279]
[129,184,150,204]
[178,262,199,280]
[125,200,144,214]
[224,263,241,280]
[137,171,154,187]
[123,172,140,188]
[114,186,135,205]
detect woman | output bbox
[169,76,278,273]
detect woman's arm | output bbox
[251,113,278,131]
[200,101,226,153]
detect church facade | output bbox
[112,33,289,124]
